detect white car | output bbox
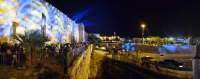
[99,46,107,50]
[95,46,99,49]
[160,53,164,56]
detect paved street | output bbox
[130,52,193,71]
[99,50,193,78]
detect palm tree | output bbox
[87,33,99,44]
[12,30,50,68]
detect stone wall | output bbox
[122,43,195,54]
[67,45,93,79]
[0,0,86,44]
[137,45,195,54]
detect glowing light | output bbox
[122,43,136,51]
[45,2,48,6]
[141,24,145,28]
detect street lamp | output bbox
[141,24,145,44]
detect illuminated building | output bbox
[100,36,120,42]
[0,0,85,44]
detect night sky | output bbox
[46,0,200,38]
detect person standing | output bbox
[63,43,71,73]
[55,45,59,61]
[12,51,18,67]
[6,44,11,54]
[113,47,118,60]
[44,47,50,59]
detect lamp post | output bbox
[114,32,116,42]
[141,24,145,44]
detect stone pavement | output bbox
[89,50,108,79]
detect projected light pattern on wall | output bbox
[0,0,84,43]
[122,43,135,51]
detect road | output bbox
[99,50,193,78]
[130,52,193,71]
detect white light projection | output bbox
[0,0,18,36]
[73,22,79,43]
[0,0,83,43]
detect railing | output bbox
[0,46,84,76]
[43,46,84,73]
[0,53,26,68]
[37,46,84,69]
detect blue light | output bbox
[122,43,136,51]
[162,45,177,52]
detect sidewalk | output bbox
[89,50,108,78]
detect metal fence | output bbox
[0,46,84,77]
[110,52,192,79]
[0,53,26,68]
[36,46,84,68]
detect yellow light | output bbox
[141,24,145,28]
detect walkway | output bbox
[89,50,108,79]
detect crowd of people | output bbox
[0,42,24,54]
[0,42,87,67]
[41,43,83,58]
[0,42,86,54]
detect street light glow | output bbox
[141,24,145,44]
[141,24,145,28]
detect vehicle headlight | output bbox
[179,66,183,67]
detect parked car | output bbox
[95,46,99,49]
[159,59,185,70]
[141,56,154,61]
[99,46,107,50]
[141,56,157,65]
[160,53,164,56]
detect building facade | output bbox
[0,0,85,44]
[100,36,120,42]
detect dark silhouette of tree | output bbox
[106,38,109,41]
[115,37,120,41]
[87,33,102,47]
[87,33,99,44]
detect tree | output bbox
[115,37,120,41]
[87,33,99,44]
[106,38,109,41]
[87,33,102,46]
[95,38,103,47]
[116,43,122,50]
[12,30,50,68]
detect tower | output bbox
[12,22,19,43]
[12,22,19,35]
[41,13,46,36]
